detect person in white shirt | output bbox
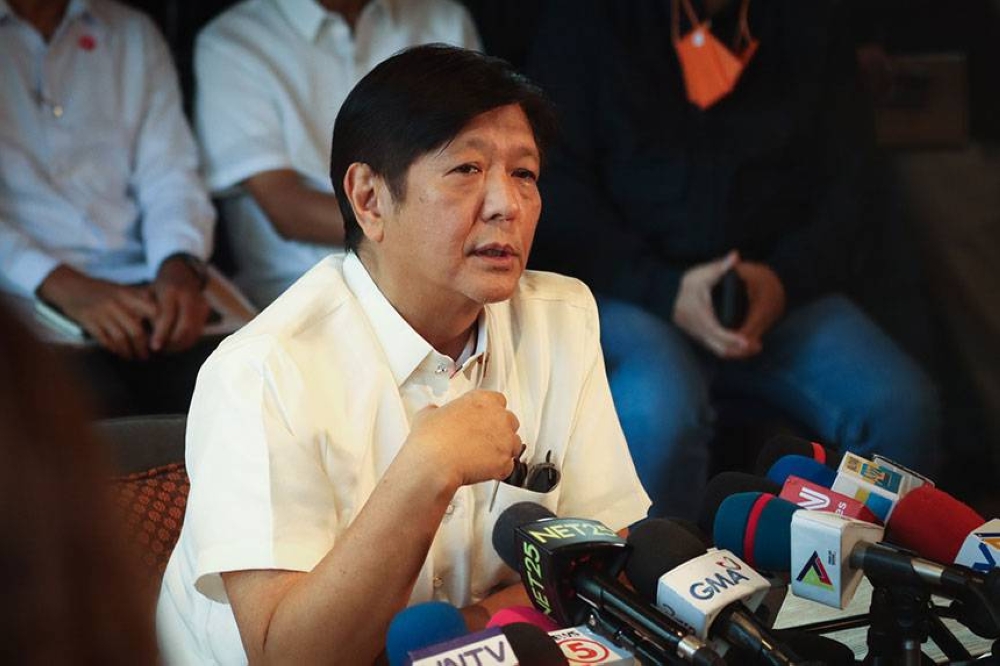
[157,45,651,664]
[195,0,481,307]
[0,0,215,360]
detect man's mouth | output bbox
[472,244,517,258]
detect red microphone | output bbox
[886,485,985,564]
[487,606,561,632]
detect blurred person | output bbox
[156,45,650,664]
[195,0,481,306]
[0,298,158,665]
[526,0,942,519]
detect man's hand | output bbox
[673,251,758,359]
[405,390,522,489]
[734,261,786,349]
[150,255,211,353]
[37,265,158,360]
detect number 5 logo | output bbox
[558,638,611,664]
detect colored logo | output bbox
[795,551,834,590]
[689,566,751,600]
[557,638,611,664]
[797,487,831,510]
[977,533,1000,550]
[972,542,998,573]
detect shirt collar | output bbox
[343,252,487,386]
[0,0,102,26]
[275,0,394,43]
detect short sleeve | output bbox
[184,336,340,602]
[194,28,293,193]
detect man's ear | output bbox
[343,162,388,243]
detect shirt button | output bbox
[52,105,64,118]
[445,503,455,515]
[435,363,448,374]
[433,575,443,588]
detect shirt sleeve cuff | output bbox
[194,539,329,604]
[204,150,294,194]
[5,248,62,298]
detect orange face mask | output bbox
[672,0,758,110]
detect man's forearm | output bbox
[245,169,346,246]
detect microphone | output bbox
[386,602,467,666]
[886,485,986,565]
[768,455,898,523]
[492,502,725,666]
[698,471,781,537]
[488,606,562,632]
[753,434,843,477]
[405,623,569,666]
[625,519,811,666]
[715,492,1000,633]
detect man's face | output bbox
[374,104,542,315]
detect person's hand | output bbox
[37,265,158,360]
[405,390,522,489]
[150,256,211,353]
[734,261,786,349]
[672,251,758,359]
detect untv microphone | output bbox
[624,519,812,666]
[754,434,843,477]
[405,623,569,666]
[715,492,1000,630]
[386,601,467,666]
[492,502,725,666]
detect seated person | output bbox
[0,0,216,361]
[156,45,650,664]
[525,0,942,518]
[195,0,482,307]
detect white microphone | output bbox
[406,627,517,666]
[789,510,884,609]
[829,452,904,522]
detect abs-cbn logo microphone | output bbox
[688,555,752,601]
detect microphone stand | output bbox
[863,582,932,666]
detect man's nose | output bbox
[482,171,521,223]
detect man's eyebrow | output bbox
[450,137,540,161]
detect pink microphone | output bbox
[486,606,562,632]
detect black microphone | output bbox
[625,519,819,666]
[492,502,725,666]
[753,434,843,477]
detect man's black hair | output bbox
[330,44,557,252]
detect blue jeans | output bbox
[598,295,941,520]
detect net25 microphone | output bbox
[492,502,725,666]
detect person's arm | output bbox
[36,265,158,359]
[243,170,345,245]
[223,390,523,665]
[129,16,214,349]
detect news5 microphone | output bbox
[492,502,725,666]
[754,434,843,477]
[625,519,815,666]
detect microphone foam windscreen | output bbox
[766,455,836,488]
[713,492,798,572]
[501,623,569,665]
[492,502,556,569]
[754,434,842,476]
[625,518,710,602]
[698,471,781,535]
[487,606,561,632]
[886,485,985,563]
[386,601,467,666]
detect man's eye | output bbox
[513,168,538,182]
[452,164,481,174]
